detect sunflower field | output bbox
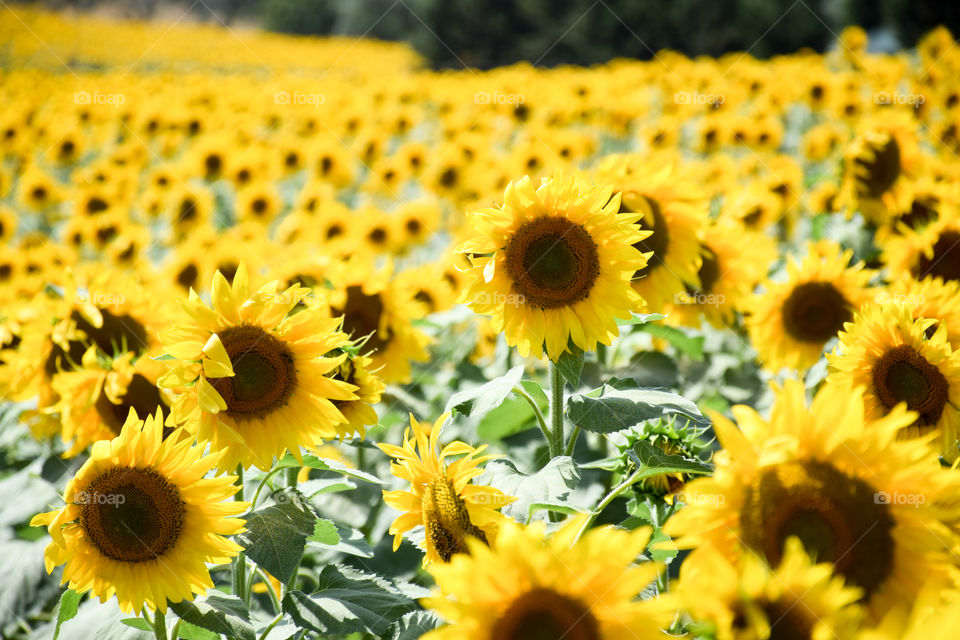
[3,4,960,640]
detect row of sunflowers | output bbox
[2,4,960,639]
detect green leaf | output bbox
[444,365,524,417]
[528,500,589,519]
[169,592,255,640]
[519,379,549,408]
[618,312,667,325]
[282,565,416,636]
[276,453,385,485]
[391,611,442,640]
[235,490,316,583]
[479,457,580,523]
[176,621,220,640]
[476,396,535,440]
[308,518,341,545]
[313,525,374,558]
[638,323,704,360]
[119,619,151,632]
[54,590,82,640]
[628,440,712,479]
[555,343,584,388]
[568,383,710,434]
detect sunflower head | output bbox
[378,413,513,564]
[422,516,670,640]
[159,263,358,471]
[30,408,247,614]
[459,171,649,361]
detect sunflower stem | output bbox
[232,465,249,605]
[563,424,582,458]
[548,361,565,459]
[150,609,167,640]
[574,466,646,543]
[286,466,298,489]
[512,385,550,445]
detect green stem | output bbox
[256,567,283,613]
[258,614,285,640]
[563,424,582,458]
[512,385,550,446]
[548,362,565,458]
[232,466,247,605]
[150,609,167,640]
[573,466,646,544]
[286,466,299,488]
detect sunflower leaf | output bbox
[617,312,668,325]
[308,518,341,545]
[276,453,385,485]
[568,384,710,433]
[478,456,580,523]
[236,490,316,583]
[282,565,416,636]
[170,592,255,640]
[390,610,442,640]
[555,343,584,388]
[444,365,524,417]
[628,440,712,477]
[53,589,83,640]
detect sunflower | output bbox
[421,517,668,639]
[51,346,172,457]
[594,154,708,313]
[458,171,648,361]
[826,302,960,459]
[839,114,920,225]
[882,276,960,349]
[327,256,430,384]
[882,218,960,284]
[665,380,960,617]
[325,353,384,439]
[667,219,775,329]
[30,408,247,614]
[158,263,358,471]
[744,241,875,372]
[860,586,960,640]
[377,412,513,564]
[672,538,865,640]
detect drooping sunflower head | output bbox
[377,412,513,564]
[840,114,920,225]
[666,379,960,617]
[744,241,875,372]
[324,352,384,439]
[30,408,247,614]
[594,154,708,311]
[458,171,649,361]
[422,516,669,640]
[673,538,865,640]
[159,263,359,471]
[827,302,960,459]
[883,218,960,285]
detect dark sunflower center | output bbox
[78,467,185,563]
[176,263,199,289]
[686,247,720,298]
[421,476,487,562]
[899,196,938,231]
[622,196,668,279]
[915,231,960,282]
[503,216,599,310]
[491,588,600,640]
[855,136,901,198]
[741,460,895,597]
[210,325,297,420]
[781,282,851,343]
[872,344,948,429]
[732,601,814,640]
[334,286,388,352]
[95,373,168,435]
